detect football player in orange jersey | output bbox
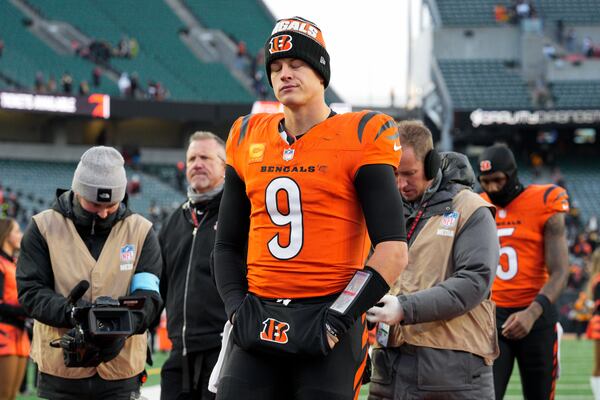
[586,249,600,399]
[212,16,408,400]
[478,144,570,400]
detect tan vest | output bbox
[31,209,152,380]
[388,190,499,365]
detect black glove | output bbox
[68,299,93,328]
[94,336,126,363]
[59,327,102,368]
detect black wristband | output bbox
[534,293,552,316]
[329,266,389,317]
[326,266,390,337]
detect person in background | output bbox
[478,144,570,400]
[17,146,162,400]
[367,121,499,399]
[0,217,29,400]
[587,249,600,399]
[159,131,227,400]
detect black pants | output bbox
[216,317,367,400]
[38,372,141,400]
[493,324,558,400]
[160,348,219,400]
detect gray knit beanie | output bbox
[72,146,127,203]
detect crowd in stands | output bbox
[28,70,93,97]
[0,184,40,228]
[232,40,268,99]
[495,1,600,61]
[72,36,139,65]
[493,0,600,110]
[494,0,538,24]
[0,34,167,100]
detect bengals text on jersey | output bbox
[226,111,402,299]
[481,184,569,308]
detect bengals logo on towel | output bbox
[260,318,290,344]
[269,35,293,54]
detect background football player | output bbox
[479,144,570,400]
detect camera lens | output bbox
[96,317,119,332]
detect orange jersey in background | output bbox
[0,255,30,357]
[481,184,569,308]
[226,111,401,299]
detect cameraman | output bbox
[16,146,163,400]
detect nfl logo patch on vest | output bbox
[120,244,136,271]
[437,211,460,237]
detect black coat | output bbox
[159,193,226,354]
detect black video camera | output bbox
[50,280,145,367]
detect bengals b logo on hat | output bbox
[480,160,492,172]
[269,34,293,54]
[265,16,331,88]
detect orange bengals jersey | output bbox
[481,184,569,308]
[226,111,402,299]
[0,255,30,357]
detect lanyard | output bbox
[189,204,208,228]
[190,208,199,227]
[407,202,428,241]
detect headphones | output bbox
[424,149,441,180]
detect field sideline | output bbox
[17,336,594,399]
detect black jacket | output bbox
[159,193,226,354]
[16,190,163,333]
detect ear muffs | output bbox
[424,150,441,180]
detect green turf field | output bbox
[16,338,595,399]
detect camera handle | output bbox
[49,280,90,348]
[67,280,90,306]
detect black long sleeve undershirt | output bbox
[213,164,406,319]
[214,166,250,320]
[354,164,406,245]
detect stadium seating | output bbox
[551,81,600,109]
[25,0,254,102]
[536,0,600,24]
[184,0,273,55]
[436,0,600,26]
[436,0,509,26]
[0,2,118,95]
[438,59,531,109]
[516,162,599,222]
[0,159,183,219]
[555,162,600,222]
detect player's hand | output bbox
[366,295,403,326]
[501,309,536,339]
[326,332,339,349]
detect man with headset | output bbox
[366,121,500,399]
